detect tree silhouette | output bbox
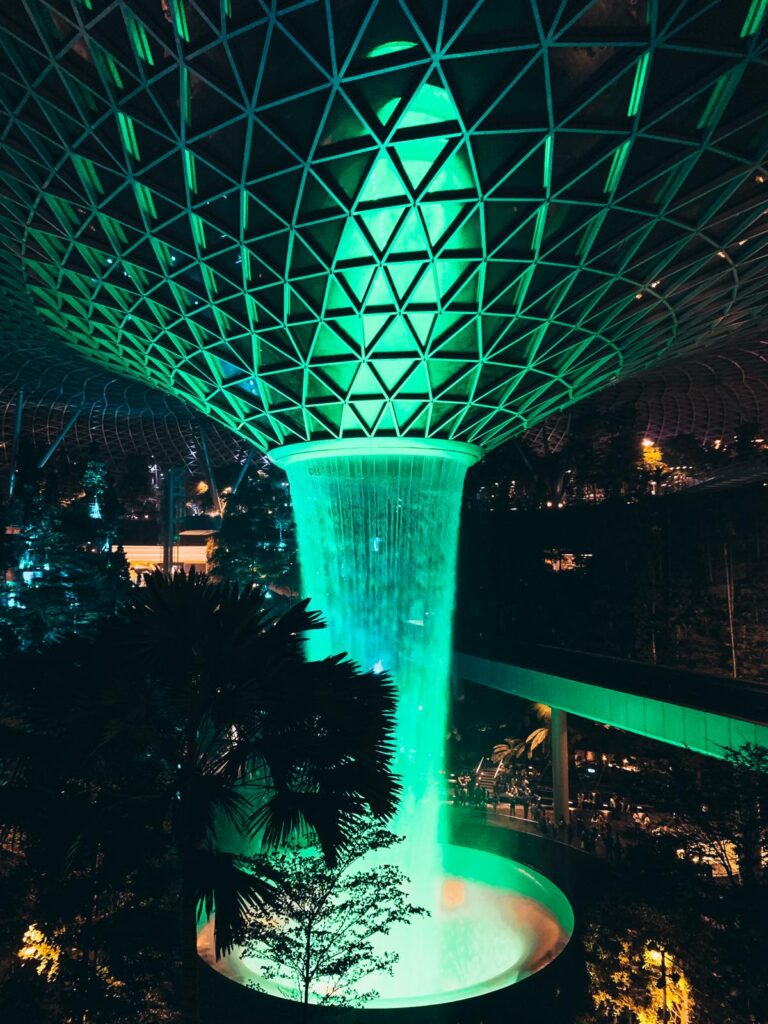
[242,824,427,1007]
[0,570,399,1024]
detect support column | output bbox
[162,468,185,573]
[8,389,23,499]
[197,426,222,515]
[37,404,82,469]
[551,707,570,824]
[232,447,255,496]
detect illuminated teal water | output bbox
[256,441,572,1004]
[202,440,574,1006]
[273,440,480,996]
[274,441,478,871]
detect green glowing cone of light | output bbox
[272,438,479,829]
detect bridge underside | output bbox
[455,653,768,759]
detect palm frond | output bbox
[532,703,551,723]
[492,738,526,762]
[248,790,363,867]
[180,773,253,846]
[526,727,550,754]
[192,847,277,958]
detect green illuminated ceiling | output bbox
[1,1,768,452]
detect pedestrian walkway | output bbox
[479,802,633,862]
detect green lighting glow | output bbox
[368,40,417,58]
[116,112,140,161]
[7,9,759,454]
[543,135,553,188]
[126,10,153,66]
[604,139,631,194]
[456,654,768,758]
[133,182,157,220]
[272,438,480,841]
[206,844,573,1007]
[627,52,650,117]
[697,68,743,130]
[333,80,479,366]
[183,149,197,193]
[741,0,768,37]
[531,205,548,251]
[167,0,190,42]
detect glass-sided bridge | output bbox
[455,640,768,758]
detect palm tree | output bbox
[0,570,400,1024]
[491,737,526,765]
[524,703,553,758]
[492,704,552,764]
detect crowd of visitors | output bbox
[453,763,661,862]
[455,765,538,816]
[515,788,638,859]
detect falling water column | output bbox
[270,438,481,854]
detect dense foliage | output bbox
[460,470,768,681]
[0,571,399,1024]
[207,465,298,599]
[577,745,768,1024]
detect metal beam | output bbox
[551,709,570,824]
[162,468,184,574]
[8,388,23,498]
[37,405,81,469]
[231,447,256,496]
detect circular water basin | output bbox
[199,843,573,1010]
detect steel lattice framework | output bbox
[0,247,242,469]
[2,0,768,454]
[526,336,768,451]
[611,338,768,442]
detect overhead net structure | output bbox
[2,0,768,1006]
[0,250,241,471]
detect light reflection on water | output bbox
[200,844,573,1010]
